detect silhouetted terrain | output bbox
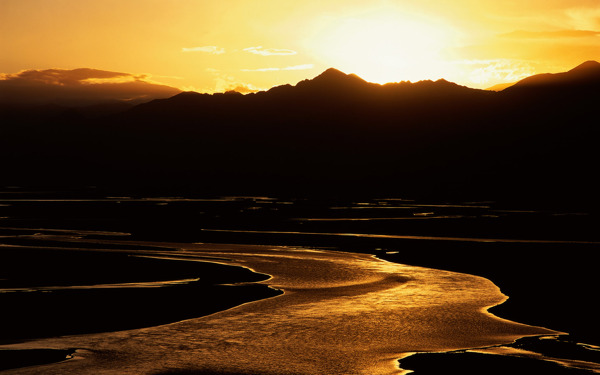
[1,62,599,205]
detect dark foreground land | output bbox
[0,189,598,373]
[399,346,597,375]
[2,62,600,209]
[0,349,76,372]
[0,245,280,345]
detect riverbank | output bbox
[0,234,281,345]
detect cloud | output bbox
[463,60,536,86]
[1,68,134,86]
[283,64,315,70]
[226,84,260,94]
[80,74,150,85]
[500,29,600,39]
[241,67,280,72]
[204,68,262,94]
[243,46,297,56]
[0,68,181,106]
[241,64,314,72]
[182,46,226,54]
[565,7,600,30]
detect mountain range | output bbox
[1,61,599,204]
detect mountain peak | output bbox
[568,60,600,73]
[506,60,600,93]
[315,68,348,80]
[310,68,366,84]
[567,60,600,79]
[293,68,369,94]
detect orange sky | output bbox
[1,0,599,92]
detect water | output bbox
[0,189,598,373]
[0,242,554,374]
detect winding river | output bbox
[1,241,556,375]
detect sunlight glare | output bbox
[312,12,454,84]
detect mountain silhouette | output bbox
[486,61,600,93]
[127,66,492,125]
[295,68,372,92]
[486,82,516,91]
[1,62,599,205]
[503,60,600,94]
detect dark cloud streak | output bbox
[500,29,600,39]
[0,68,181,107]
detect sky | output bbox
[1,0,599,93]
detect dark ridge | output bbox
[1,62,599,206]
[313,67,350,80]
[399,349,594,375]
[568,60,600,73]
[504,59,600,91]
[298,67,368,87]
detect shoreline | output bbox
[375,239,599,347]
[0,235,283,347]
[399,335,600,374]
[0,349,76,372]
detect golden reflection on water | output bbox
[201,228,600,245]
[1,242,556,375]
[0,278,201,293]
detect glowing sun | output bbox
[312,11,454,84]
